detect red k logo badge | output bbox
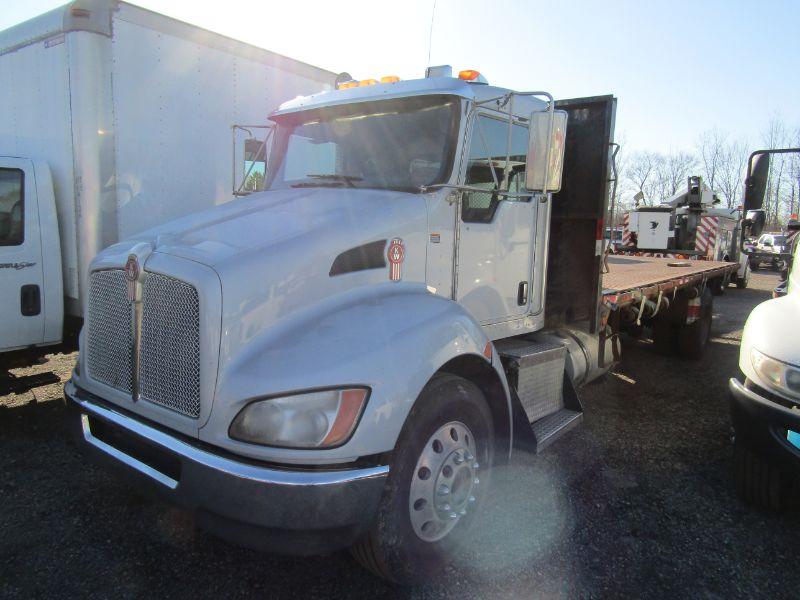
[387,238,405,281]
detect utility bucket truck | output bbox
[66,66,737,583]
[0,0,334,386]
[620,176,749,291]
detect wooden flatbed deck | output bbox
[602,255,738,309]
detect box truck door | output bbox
[0,158,46,352]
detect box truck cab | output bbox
[66,67,620,583]
[0,160,63,357]
[0,0,334,372]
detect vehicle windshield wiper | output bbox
[305,174,363,188]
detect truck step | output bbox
[496,337,567,424]
[531,409,583,453]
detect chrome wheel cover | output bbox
[408,421,480,542]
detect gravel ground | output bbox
[1,271,796,598]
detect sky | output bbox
[3,0,799,154]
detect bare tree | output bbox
[716,138,749,208]
[697,128,726,190]
[761,115,789,227]
[626,151,657,205]
[661,151,697,197]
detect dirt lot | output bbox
[1,271,797,598]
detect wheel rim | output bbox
[408,421,480,542]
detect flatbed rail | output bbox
[602,255,738,310]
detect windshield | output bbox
[265,95,460,193]
[773,235,786,245]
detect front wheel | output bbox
[734,440,783,510]
[350,374,494,584]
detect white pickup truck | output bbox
[730,233,800,508]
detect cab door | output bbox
[455,113,536,325]
[0,158,46,352]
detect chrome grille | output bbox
[139,273,201,418]
[87,270,133,393]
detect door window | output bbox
[462,115,528,223]
[0,168,23,246]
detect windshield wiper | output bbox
[305,174,363,188]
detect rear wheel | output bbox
[709,276,726,296]
[652,318,678,355]
[677,287,713,359]
[734,440,783,510]
[350,374,494,584]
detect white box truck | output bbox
[66,65,741,583]
[0,0,334,374]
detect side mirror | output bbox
[525,110,568,193]
[743,153,770,212]
[745,209,766,238]
[232,124,273,196]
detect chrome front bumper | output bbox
[65,380,389,554]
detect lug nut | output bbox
[473,477,480,485]
[472,462,480,470]
[453,453,464,465]
[442,503,452,511]
[459,509,467,516]
[448,512,458,519]
[437,484,450,496]
[465,452,474,461]
[468,495,476,503]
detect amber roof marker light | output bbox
[458,69,489,84]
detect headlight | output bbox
[229,388,369,448]
[751,349,800,396]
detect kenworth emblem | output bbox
[387,238,405,281]
[125,254,140,302]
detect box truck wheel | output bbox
[350,373,494,584]
[677,287,713,359]
[734,440,783,510]
[736,264,750,289]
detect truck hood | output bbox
[129,187,422,268]
[126,187,430,368]
[741,292,800,375]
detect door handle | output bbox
[517,281,529,306]
[21,284,41,316]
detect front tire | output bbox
[351,374,494,584]
[734,440,783,510]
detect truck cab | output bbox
[730,239,800,509]
[0,158,63,365]
[66,68,616,583]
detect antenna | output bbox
[427,0,437,66]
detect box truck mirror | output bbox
[525,110,567,194]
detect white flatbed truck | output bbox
[65,66,738,583]
[0,0,334,385]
